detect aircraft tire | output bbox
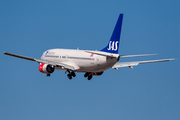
[67,74,72,80]
[88,75,92,80]
[71,72,76,77]
[46,74,50,77]
[84,72,89,78]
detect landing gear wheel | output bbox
[88,75,92,80]
[84,72,89,78]
[67,74,72,80]
[71,72,76,77]
[46,74,50,77]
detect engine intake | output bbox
[39,63,54,74]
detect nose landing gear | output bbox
[46,74,50,77]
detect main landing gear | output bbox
[66,70,76,80]
[84,72,93,80]
[65,70,93,80]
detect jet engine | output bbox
[93,71,104,76]
[39,63,54,74]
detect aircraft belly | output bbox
[77,62,113,72]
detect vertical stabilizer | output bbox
[101,14,123,54]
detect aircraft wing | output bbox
[4,52,77,70]
[112,58,176,70]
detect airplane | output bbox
[4,14,176,80]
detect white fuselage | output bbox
[41,49,119,72]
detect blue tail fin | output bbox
[101,14,123,54]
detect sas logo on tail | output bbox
[107,41,119,51]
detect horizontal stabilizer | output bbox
[112,58,176,69]
[120,54,158,58]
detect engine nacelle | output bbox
[93,71,104,76]
[39,63,54,74]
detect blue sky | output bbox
[0,0,180,120]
